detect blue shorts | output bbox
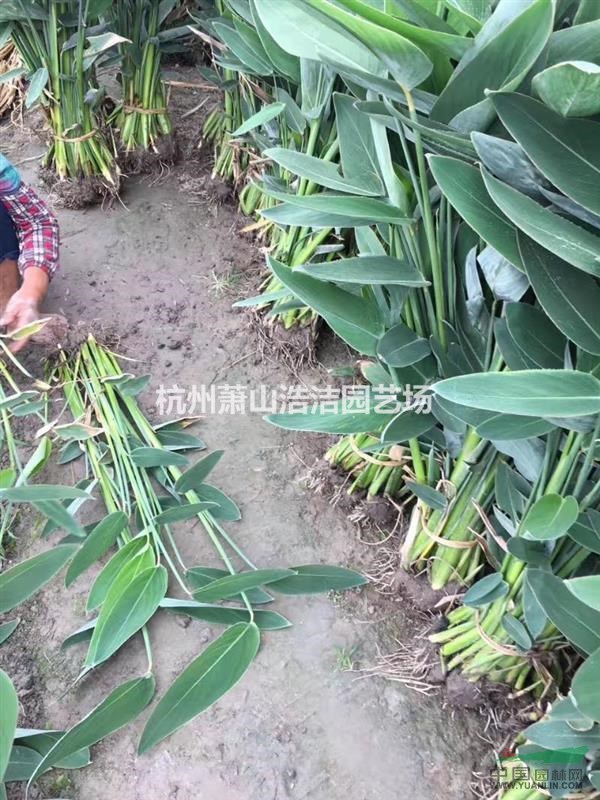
[0,202,19,262]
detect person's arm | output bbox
[0,155,60,352]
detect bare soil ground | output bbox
[1,69,489,800]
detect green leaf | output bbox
[505,303,565,370]
[521,494,579,542]
[0,620,18,646]
[192,569,296,603]
[267,405,388,434]
[475,414,554,441]
[268,564,367,594]
[333,92,384,194]
[252,0,382,74]
[405,481,447,511]
[138,622,260,753]
[249,0,300,81]
[0,485,90,502]
[568,511,600,555]
[261,192,412,227]
[112,374,151,397]
[264,148,382,196]
[429,156,522,268]
[130,447,188,468]
[463,573,509,608]
[471,132,547,200]
[12,729,89,770]
[571,647,600,721]
[86,537,154,612]
[431,0,553,126]
[65,512,128,587]
[524,719,600,751]
[4,745,41,782]
[533,60,600,118]
[188,484,241,521]
[377,322,430,368]
[186,567,273,604]
[381,408,435,443]
[0,545,76,614]
[155,430,205,452]
[502,614,533,651]
[153,503,216,525]
[25,66,48,108]
[492,92,600,216]
[518,235,600,354]
[174,451,224,494]
[566,575,600,613]
[232,101,285,136]
[0,670,18,782]
[61,619,97,650]
[85,566,168,668]
[296,255,427,286]
[527,569,600,654]
[305,0,432,89]
[433,370,600,418]
[160,599,290,630]
[269,256,384,355]
[28,676,155,786]
[483,169,600,279]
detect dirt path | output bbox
[1,82,484,800]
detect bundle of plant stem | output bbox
[111,0,179,166]
[1,1,121,203]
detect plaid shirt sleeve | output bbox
[0,154,60,280]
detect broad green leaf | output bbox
[305,0,432,89]
[429,156,522,268]
[269,256,384,355]
[186,567,273,604]
[187,484,241,521]
[65,511,128,587]
[12,729,89,770]
[253,0,382,74]
[296,255,428,286]
[25,66,48,108]
[475,414,554,441]
[533,61,600,118]
[334,92,384,193]
[62,619,97,650]
[153,503,217,525]
[174,451,224,494]
[328,0,469,60]
[546,19,600,67]
[213,21,272,75]
[471,132,547,200]
[568,511,600,555]
[566,575,600,613]
[0,670,18,782]
[112,374,151,397]
[492,92,600,216]
[0,485,90,502]
[463,573,508,608]
[28,676,155,785]
[192,569,296,603]
[431,0,553,125]
[523,574,547,640]
[381,408,434,443]
[0,545,76,614]
[377,322,430,367]
[267,405,388,434]
[505,303,565,370]
[527,569,600,654]
[502,614,532,651]
[571,647,600,721]
[86,537,154,612]
[406,481,447,511]
[0,620,18,646]
[155,430,205,452]
[249,0,300,81]
[160,599,291,630]
[524,719,600,751]
[518,235,600,355]
[232,101,285,136]
[130,447,188,468]
[261,191,413,226]
[264,148,382,196]
[483,169,600,279]
[20,436,52,483]
[268,564,367,594]
[138,622,260,753]
[521,494,579,541]
[433,370,600,418]
[85,566,168,667]
[4,746,40,782]
[34,498,85,538]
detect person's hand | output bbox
[0,289,41,353]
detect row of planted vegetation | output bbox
[198,0,600,797]
[1,0,600,797]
